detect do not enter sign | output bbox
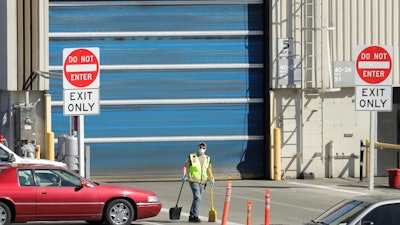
[355,45,392,85]
[355,45,393,112]
[63,48,100,89]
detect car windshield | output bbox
[310,199,370,225]
[0,147,9,161]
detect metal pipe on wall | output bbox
[269,90,275,180]
[274,127,281,180]
[364,139,400,180]
[328,141,334,178]
[360,140,364,181]
[366,139,370,179]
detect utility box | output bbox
[14,104,37,157]
[15,105,36,144]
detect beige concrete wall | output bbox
[270,0,399,178]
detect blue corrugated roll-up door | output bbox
[49,0,265,181]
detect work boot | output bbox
[188,216,201,223]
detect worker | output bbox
[182,142,214,223]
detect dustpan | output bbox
[169,181,184,220]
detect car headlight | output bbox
[148,196,158,202]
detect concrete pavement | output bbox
[14,176,398,225]
[129,176,396,225]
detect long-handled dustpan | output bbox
[169,181,184,220]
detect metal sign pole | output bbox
[369,111,376,190]
[79,115,85,177]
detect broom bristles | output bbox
[208,209,217,222]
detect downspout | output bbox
[274,128,281,180]
[328,140,334,178]
[264,0,272,179]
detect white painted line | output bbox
[66,64,97,72]
[358,61,390,69]
[160,208,244,225]
[288,182,368,196]
[229,192,323,213]
[139,221,164,225]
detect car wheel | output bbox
[0,202,11,225]
[104,199,134,225]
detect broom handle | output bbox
[210,184,215,209]
[209,163,215,209]
[176,181,185,207]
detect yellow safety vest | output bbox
[187,153,210,184]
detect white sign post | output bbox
[63,47,100,177]
[355,45,393,191]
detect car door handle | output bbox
[39,191,47,194]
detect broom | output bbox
[208,184,217,222]
[208,163,217,222]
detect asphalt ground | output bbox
[14,176,398,225]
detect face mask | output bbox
[199,147,206,154]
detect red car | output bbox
[0,164,162,225]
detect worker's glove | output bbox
[182,175,186,182]
[211,177,215,187]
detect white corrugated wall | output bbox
[271,0,400,178]
[330,0,399,85]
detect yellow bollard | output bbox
[46,132,55,160]
[35,145,41,159]
[44,94,55,161]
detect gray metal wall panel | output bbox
[49,0,265,180]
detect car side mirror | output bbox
[80,179,88,187]
[80,179,95,188]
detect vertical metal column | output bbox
[360,140,364,181]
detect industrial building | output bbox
[0,0,399,181]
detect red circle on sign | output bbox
[64,48,99,88]
[356,46,392,84]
